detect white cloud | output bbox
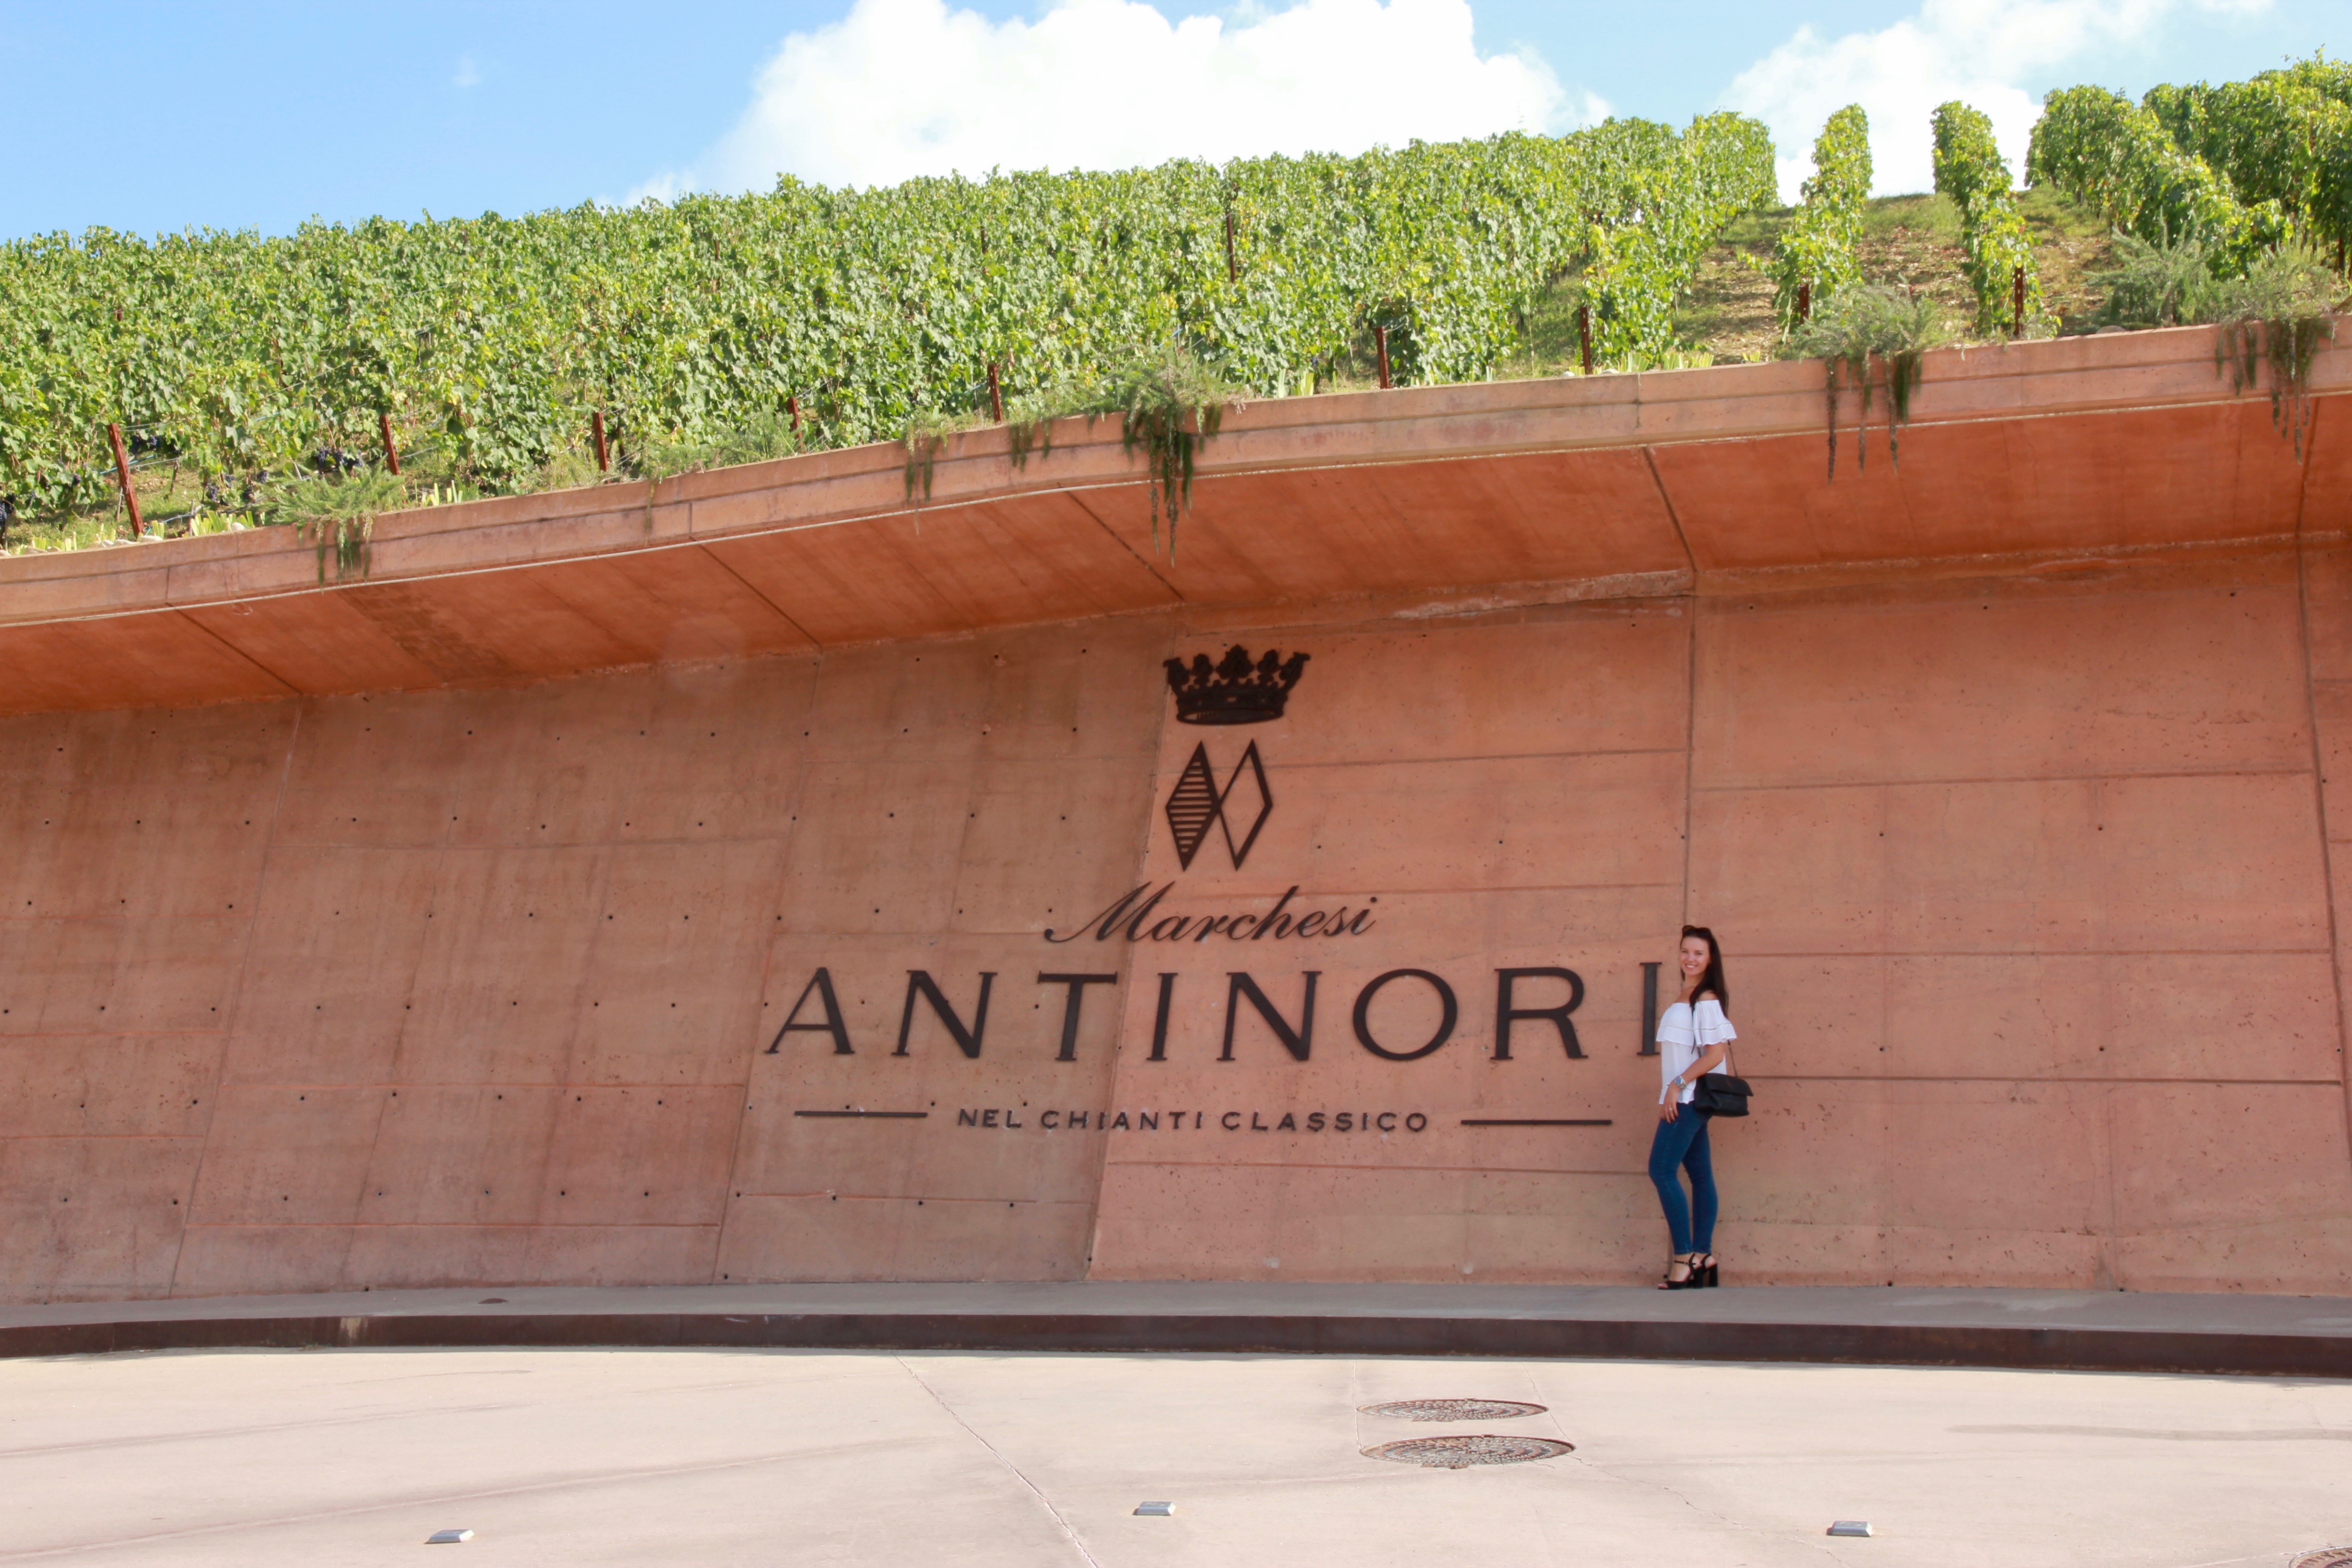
[639,0,1588,198]
[453,53,481,89]
[1722,0,2271,201]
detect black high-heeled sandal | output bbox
[1696,1254,1719,1288]
[1657,1253,1698,1290]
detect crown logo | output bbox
[1163,646,1309,725]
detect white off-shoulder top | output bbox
[1656,997,1735,1105]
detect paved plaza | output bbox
[2,1341,2347,1566]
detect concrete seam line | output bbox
[892,1354,1105,1568]
[0,1444,844,1563]
[2296,400,2352,1179]
[167,700,304,1300]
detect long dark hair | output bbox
[1681,925,1729,1013]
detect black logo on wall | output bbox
[1164,646,1308,725]
[773,635,1613,1134]
[1166,741,1272,869]
[1161,647,1307,870]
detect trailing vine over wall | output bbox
[2211,247,2341,457]
[1074,349,1235,555]
[902,347,1236,554]
[270,469,402,582]
[1784,284,1950,477]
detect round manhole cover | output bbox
[1363,1435,1574,1469]
[2293,1551,2352,1568]
[1360,1399,1548,1422]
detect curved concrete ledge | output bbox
[0,324,2345,715]
[6,1285,2348,1378]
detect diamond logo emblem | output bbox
[1164,740,1273,871]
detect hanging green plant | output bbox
[997,345,1240,556]
[900,408,987,506]
[2087,226,2227,328]
[636,411,803,484]
[1783,284,1952,478]
[2209,245,2341,457]
[266,468,405,583]
[1075,347,1236,556]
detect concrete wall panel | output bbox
[389,847,604,1085]
[221,849,439,1084]
[0,1135,201,1300]
[568,841,784,1087]
[357,1084,562,1226]
[1088,1164,1672,1284]
[537,1086,740,1226]
[0,1034,220,1139]
[186,1084,383,1228]
[1694,773,2328,956]
[444,681,662,847]
[1274,610,1690,765]
[1740,952,2341,1083]
[716,1194,1095,1282]
[167,1225,353,1297]
[5,521,2352,1300]
[1695,563,2310,789]
[0,706,289,920]
[0,918,245,1038]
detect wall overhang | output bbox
[0,324,2344,715]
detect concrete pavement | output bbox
[2,1345,2349,1566]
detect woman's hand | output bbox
[1658,1098,1677,1122]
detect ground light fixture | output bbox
[1828,1521,1873,1537]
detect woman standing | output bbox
[1651,925,1735,1289]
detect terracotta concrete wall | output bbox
[5,545,2350,1301]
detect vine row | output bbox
[1931,102,2044,336]
[0,118,1776,523]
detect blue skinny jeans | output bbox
[1647,1107,1717,1256]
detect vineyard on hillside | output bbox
[0,117,1773,540]
[1,53,2347,554]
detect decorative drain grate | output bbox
[2293,1551,2352,1568]
[1363,1435,1574,1469]
[1361,1399,1548,1422]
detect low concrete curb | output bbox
[7,1310,2348,1377]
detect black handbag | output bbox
[1689,1042,1751,1118]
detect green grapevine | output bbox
[2143,55,2352,261]
[0,118,1776,529]
[1769,106,1871,333]
[1931,102,2045,335]
[2026,86,2289,267]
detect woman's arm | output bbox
[1672,998,1735,1092]
[1660,1039,1730,1121]
[1681,1040,1730,1081]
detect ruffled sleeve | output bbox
[1692,998,1735,1046]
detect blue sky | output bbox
[0,0,2337,239]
